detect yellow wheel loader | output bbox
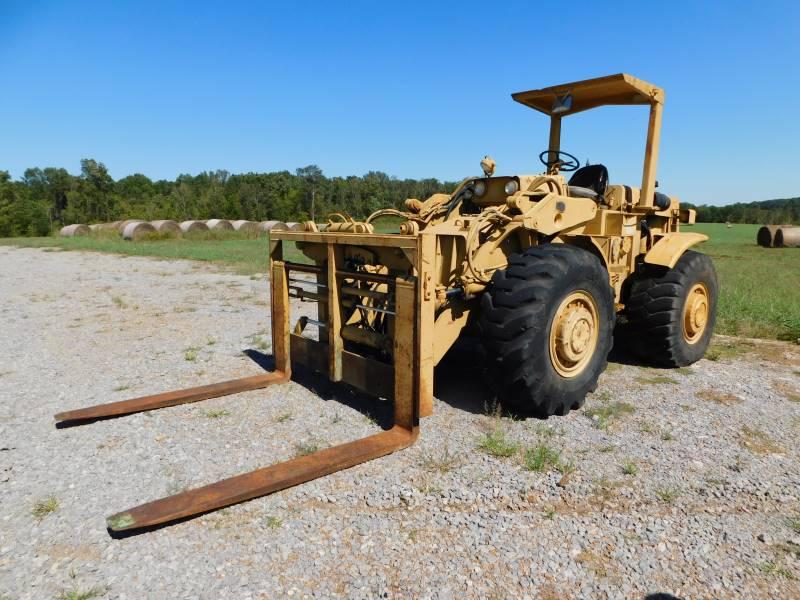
[56,73,718,533]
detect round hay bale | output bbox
[258,220,288,232]
[285,222,305,231]
[205,219,234,231]
[150,220,181,234]
[757,225,776,247]
[117,219,144,233]
[122,221,156,241]
[89,221,121,233]
[179,220,209,233]
[757,224,794,247]
[232,220,259,233]
[775,226,800,248]
[60,224,90,237]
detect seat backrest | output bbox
[568,164,608,196]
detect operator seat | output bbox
[567,164,608,200]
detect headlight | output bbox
[504,180,519,195]
[473,181,486,197]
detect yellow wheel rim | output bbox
[682,283,709,344]
[549,291,599,378]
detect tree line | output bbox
[1,159,797,237]
[0,159,457,237]
[683,197,800,225]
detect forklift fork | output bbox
[55,234,434,533]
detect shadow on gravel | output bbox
[243,327,655,427]
[244,350,395,430]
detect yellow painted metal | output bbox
[548,291,600,378]
[644,232,709,269]
[512,73,663,116]
[275,73,701,417]
[682,283,710,344]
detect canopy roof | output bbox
[512,73,663,116]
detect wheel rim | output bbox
[682,283,709,344]
[549,291,599,378]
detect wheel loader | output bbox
[56,73,718,533]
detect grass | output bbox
[635,374,678,386]
[704,338,752,362]
[655,486,681,503]
[621,460,639,476]
[419,444,462,474]
[204,409,230,419]
[584,399,636,430]
[689,223,800,341]
[293,441,321,457]
[522,444,562,472]
[739,425,782,455]
[760,561,794,579]
[184,346,200,361]
[32,495,59,519]
[0,230,303,275]
[773,380,800,403]
[56,587,107,600]
[265,515,283,529]
[477,428,520,458]
[696,389,743,406]
[786,517,800,534]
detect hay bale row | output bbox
[122,221,156,240]
[151,219,181,234]
[179,220,209,233]
[757,224,800,247]
[205,219,234,231]
[232,220,259,233]
[775,227,800,248]
[259,220,287,232]
[59,224,90,237]
[60,218,299,239]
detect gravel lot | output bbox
[1,245,799,599]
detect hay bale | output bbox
[775,226,800,248]
[285,222,305,231]
[232,220,259,233]
[117,219,143,233]
[259,220,288,232]
[89,221,121,233]
[205,219,234,231]
[122,221,156,240]
[757,224,794,247]
[60,224,90,237]
[150,220,181,234]
[179,220,209,233]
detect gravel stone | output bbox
[0,246,799,598]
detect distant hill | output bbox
[683,197,800,224]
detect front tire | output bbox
[479,244,615,417]
[625,250,718,367]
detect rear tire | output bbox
[625,250,718,367]
[479,244,615,417]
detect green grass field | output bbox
[688,223,799,340]
[1,222,798,341]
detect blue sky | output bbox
[1,0,798,205]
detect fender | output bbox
[644,231,708,269]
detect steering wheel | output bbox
[538,149,580,173]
